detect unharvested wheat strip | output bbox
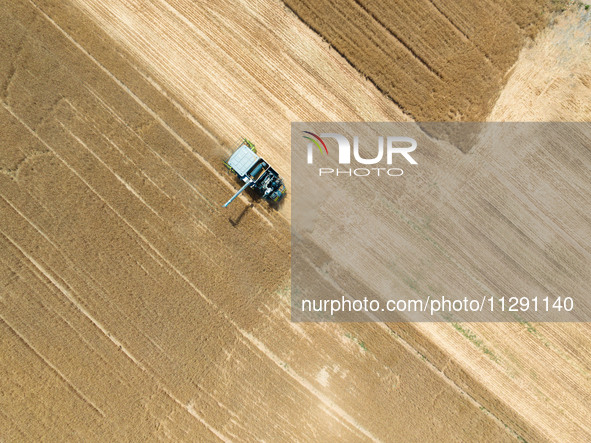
[71,100,180,207]
[0,189,184,375]
[81,85,217,210]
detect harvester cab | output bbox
[223,139,286,208]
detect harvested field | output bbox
[1,0,591,442]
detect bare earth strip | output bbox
[490,7,591,122]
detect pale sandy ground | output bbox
[1,1,590,442]
[490,6,591,121]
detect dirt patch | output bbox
[489,5,591,121]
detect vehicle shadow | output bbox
[229,203,255,227]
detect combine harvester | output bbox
[223,138,286,208]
